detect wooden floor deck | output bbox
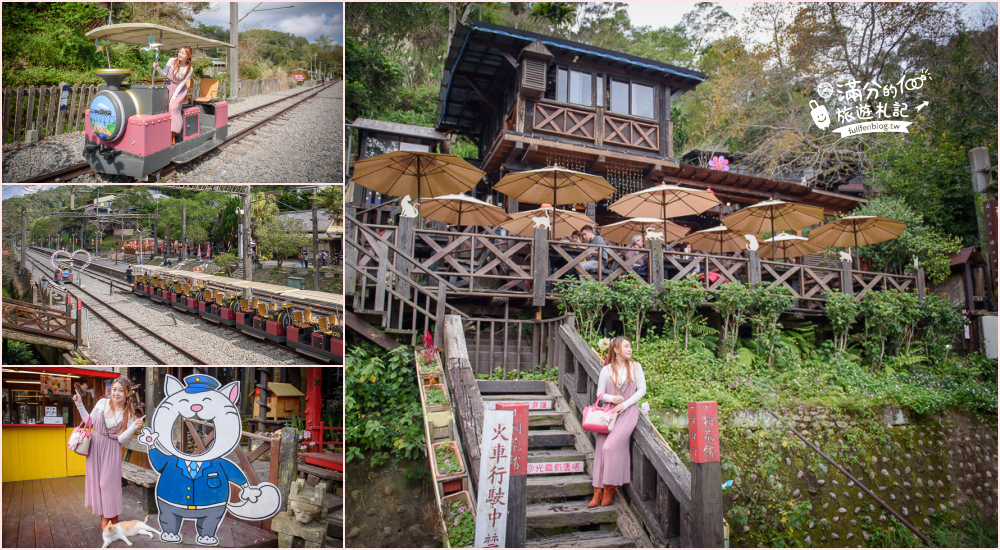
[1,476,278,548]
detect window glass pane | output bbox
[556,68,568,102]
[569,69,591,106]
[610,79,629,114]
[632,83,655,118]
[596,74,604,108]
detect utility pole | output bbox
[153,201,159,259]
[312,187,320,291]
[969,147,997,308]
[20,206,27,266]
[243,186,252,281]
[181,203,187,261]
[230,2,239,100]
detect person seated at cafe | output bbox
[626,235,648,278]
[680,242,701,274]
[579,226,608,273]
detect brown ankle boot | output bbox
[601,484,616,506]
[587,486,603,508]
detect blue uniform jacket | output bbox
[148,448,248,507]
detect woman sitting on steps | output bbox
[589,336,646,508]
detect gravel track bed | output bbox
[24,250,319,365]
[2,83,334,184]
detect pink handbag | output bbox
[582,394,618,434]
[68,416,93,456]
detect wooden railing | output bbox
[347,217,929,313]
[603,114,659,151]
[466,314,571,376]
[556,318,695,547]
[1,298,78,342]
[533,101,597,141]
[442,315,487,483]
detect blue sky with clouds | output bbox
[2,185,57,201]
[195,2,343,45]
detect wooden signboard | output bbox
[474,409,513,548]
[485,399,552,410]
[496,403,528,548]
[688,401,719,463]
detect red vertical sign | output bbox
[688,401,719,463]
[496,403,528,475]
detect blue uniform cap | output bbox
[184,374,219,393]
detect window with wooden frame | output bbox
[551,66,593,107]
[608,77,656,119]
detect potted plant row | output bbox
[431,439,467,494]
[441,491,476,548]
[416,330,443,385]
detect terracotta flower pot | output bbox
[422,382,450,413]
[416,347,443,375]
[431,440,467,484]
[441,490,476,548]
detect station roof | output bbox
[87,23,234,52]
[437,21,707,133]
[349,118,448,142]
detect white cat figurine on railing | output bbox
[744,234,759,251]
[400,195,418,219]
[532,216,551,230]
[645,228,664,242]
[839,250,852,263]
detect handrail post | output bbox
[916,267,926,301]
[75,298,82,348]
[747,249,761,288]
[434,284,446,349]
[840,260,854,297]
[650,239,664,292]
[532,227,547,306]
[395,216,415,296]
[689,401,724,548]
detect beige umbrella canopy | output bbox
[758,233,825,259]
[600,218,689,245]
[351,151,484,223]
[806,216,907,249]
[609,184,720,221]
[721,199,825,235]
[686,225,759,255]
[493,167,616,206]
[500,208,593,239]
[87,23,234,51]
[417,194,511,228]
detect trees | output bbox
[257,216,311,268]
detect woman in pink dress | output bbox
[153,46,194,145]
[589,337,646,507]
[72,377,145,530]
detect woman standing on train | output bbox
[153,45,194,146]
[72,377,145,530]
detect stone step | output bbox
[526,500,617,529]
[527,474,594,500]
[528,429,576,448]
[528,449,586,463]
[526,530,636,548]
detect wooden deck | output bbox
[1,477,278,548]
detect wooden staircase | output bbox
[479,382,642,548]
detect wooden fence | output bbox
[3,76,299,144]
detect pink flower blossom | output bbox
[709,156,730,172]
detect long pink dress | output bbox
[83,405,124,517]
[156,59,189,134]
[592,367,642,488]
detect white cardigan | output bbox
[75,398,140,444]
[154,57,193,100]
[597,361,647,410]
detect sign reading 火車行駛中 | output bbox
[475,409,513,548]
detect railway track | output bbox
[23,249,209,365]
[27,246,332,364]
[19,82,334,184]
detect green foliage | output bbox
[256,216,311,268]
[425,385,449,407]
[346,335,425,467]
[477,365,559,381]
[748,287,793,366]
[849,196,962,284]
[212,252,238,276]
[918,293,967,361]
[659,275,706,347]
[346,35,405,121]
[714,281,753,361]
[823,290,860,358]
[433,441,462,476]
[610,271,656,342]
[443,499,475,547]
[2,340,40,365]
[553,277,612,342]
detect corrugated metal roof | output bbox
[255,382,303,397]
[349,118,447,141]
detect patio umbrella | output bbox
[351,151,485,222]
[806,216,906,260]
[416,194,511,228]
[721,200,825,259]
[686,225,759,255]
[493,167,615,237]
[600,217,689,245]
[500,208,593,239]
[609,184,721,221]
[757,233,825,259]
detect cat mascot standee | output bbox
[136,374,282,546]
